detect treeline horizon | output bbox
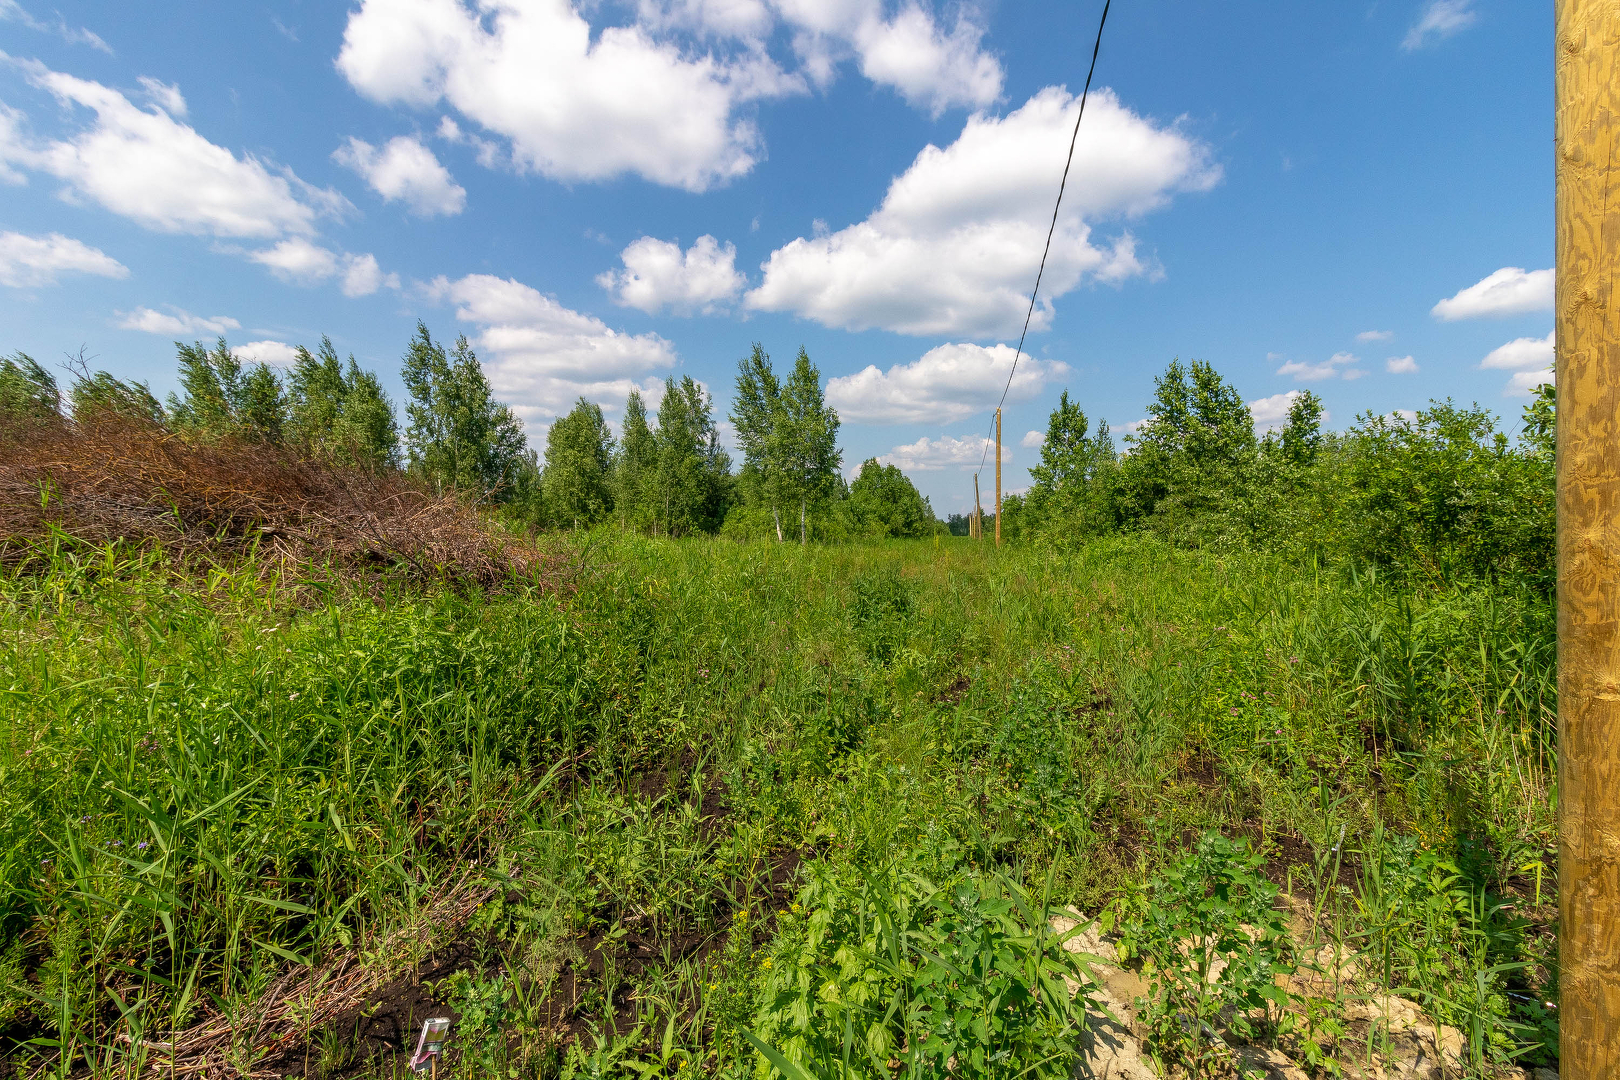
[1,332,1556,579]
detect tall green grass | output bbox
[1,530,1558,1074]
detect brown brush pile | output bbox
[0,415,549,589]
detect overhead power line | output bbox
[977,0,1113,478]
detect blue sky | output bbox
[1,0,1552,512]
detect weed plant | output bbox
[0,529,1559,1076]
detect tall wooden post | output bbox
[973,474,982,539]
[1556,1,1620,1071]
[994,408,1002,548]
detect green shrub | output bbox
[1116,831,1296,1076]
[749,858,1101,1079]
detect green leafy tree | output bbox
[543,397,614,527]
[1337,401,1553,582]
[67,371,165,423]
[286,337,399,470]
[652,376,732,536]
[730,343,787,537]
[1116,359,1256,535]
[849,458,936,538]
[167,338,286,441]
[1522,382,1555,459]
[777,348,842,542]
[1024,390,1117,538]
[1279,389,1324,465]
[401,323,528,500]
[615,388,658,530]
[0,353,62,423]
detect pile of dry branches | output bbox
[0,416,548,590]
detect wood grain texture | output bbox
[1556,0,1620,1070]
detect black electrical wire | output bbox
[977,0,1112,478]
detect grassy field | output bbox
[0,531,1559,1077]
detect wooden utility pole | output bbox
[1556,1,1620,1071]
[994,408,1002,548]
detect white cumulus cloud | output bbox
[235,340,301,366]
[1275,350,1362,381]
[636,0,1002,114]
[116,305,240,336]
[1432,267,1553,320]
[1020,429,1044,449]
[1402,0,1477,51]
[0,229,127,287]
[428,272,680,420]
[341,252,398,297]
[1356,329,1393,342]
[1480,331,1554,371]
[1481,331,1554,397]
[598,235,744,314]
[248,240,397,295]
[879,433,1008,472]
[3,61,345,239]
[334,135,466,217]
[336,0,802,192]
[824,343,1068,424]
[745,87,1218,337]
[1506,369,1554,396]
[1386,355,1419,374]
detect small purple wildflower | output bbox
[136,841,149,851]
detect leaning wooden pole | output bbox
[1556,0,1620,1071]
[974,474,982,539]
[994,408,1002,548]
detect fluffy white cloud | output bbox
[636,0,1001,114]
[248,240,398,295]
[116,305,240,336]
[825,1,1001,116]
[3,61,345,238]
[1020,429,1044,449]
[428,273,679,418]
[1480,331,1554,371]
[1480,331,1554,396]
[1506,369,1553,396]
[598,235,744,314]
[341,252,398,297]
[1356,329,1393,342]
[746,87,1217,337]
[1432,267,1553,320]
[250,238,339,282]
[235,340,301,366]
[879,433,1008,472]
[1275,350,1362,381]
[336,0,803,192]
[333,135,466,217]
[1402,0,1476,51]
[0,229,127,287]
[824,343,1068,424]
[1386,355,1419,374]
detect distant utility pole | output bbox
[994,407,1002,548]
[973,474,982,539]
[1556,0,1620,1072]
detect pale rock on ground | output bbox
[1048,913,1556,1080]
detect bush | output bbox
[1116,831,1296,1076]
[750,859,1101,1079]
